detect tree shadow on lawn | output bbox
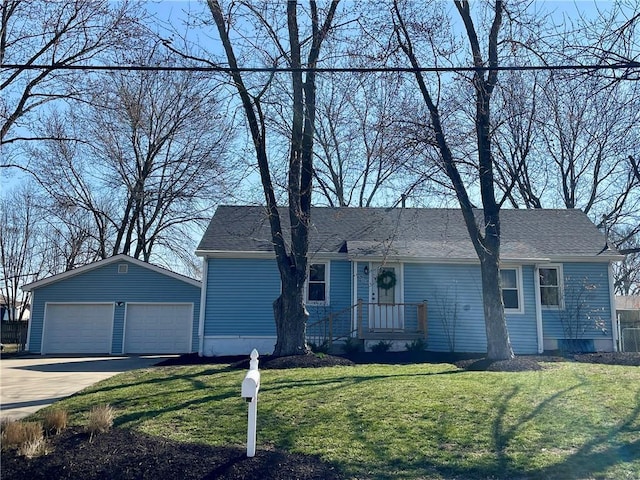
[470,387,639,479]
[78,364,239,397]
[112,387,240,429]
[57,366,243,429]
[330,383,640,480]
[532,388,640,479]
[261,366,463,397]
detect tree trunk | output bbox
[208,0,338,357]
[479,253,514,360]
[273,275,309,356]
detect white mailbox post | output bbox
[241,349,261,457]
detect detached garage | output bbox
[23,255,201,355]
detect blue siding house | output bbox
[23,254,201,355]
[196,206,622,356]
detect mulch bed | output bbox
[573,352,640,366]
[1,427,343,480]
[3,351,638,480]
[455,352,640,371]
[157,352,356,369]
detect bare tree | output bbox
[39,206,103,272]
[572,0,640,83]
[208,0,340,356]
[490,64,639,294]
[612,227,640,295]
[0,0,146,149]
[492,71,545,209]
[0,186,47,323]
[313,72,437,207]
[538,74,638,213]
[393,0,514,360]
[27,44,232,273]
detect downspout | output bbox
[533,265,544,354]
[608,262,619,352]
[198,257,209,356]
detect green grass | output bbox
[35,361,640,479]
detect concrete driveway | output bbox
[0,355,168,420]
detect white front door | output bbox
[369,263,403,331]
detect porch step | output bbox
[360,331,426,341]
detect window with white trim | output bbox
[539,265,562,308]
[306,262,329,305]
[500,268,523,313]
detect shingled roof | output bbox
[196,206,621,261]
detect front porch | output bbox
[307,300,427,350]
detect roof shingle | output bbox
[196,206,620,261]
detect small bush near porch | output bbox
[3,358,640,479]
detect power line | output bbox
[1,62,639,73]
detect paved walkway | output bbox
[0,355,168,420]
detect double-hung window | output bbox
[306,262,329,305]
[500,267,523,313]
[539,265,562,308]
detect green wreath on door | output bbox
[376,270,397,290]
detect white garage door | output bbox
[43,304,113,354]
[124,304,192,354]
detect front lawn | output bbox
[15,360,640,479]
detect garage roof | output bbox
[22,254,201,291]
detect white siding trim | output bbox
[533,265,544,354]
[198,258,209,356]
[608,263,619,352]
[351,261,358,334]
[122,303,128,353]
[25,291,35,351]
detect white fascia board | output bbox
[196,250,275,259]
[22,254,201,291]
[347,254,555,264]
[349,254,455,263]
[347,255,483,264]
[196,250,621,264]
[307,252,348,260]
[546,255,625,263]
[196,250,348,261]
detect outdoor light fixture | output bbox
[363,266,369,275]
[116,302,124,307]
